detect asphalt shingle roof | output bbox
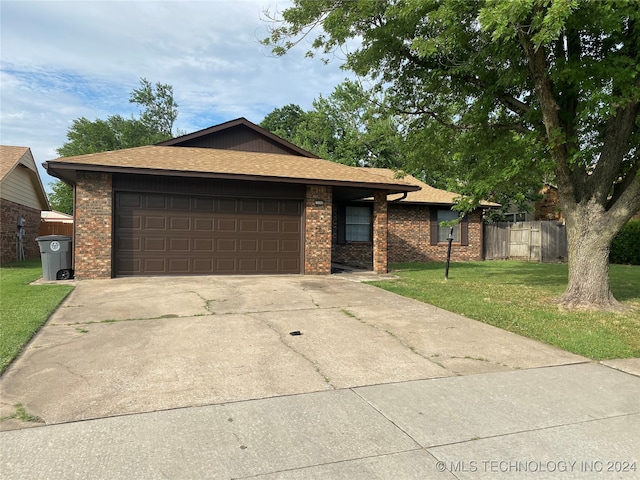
[364,168,499,207]
[46,146,420,191]
[0,146,29,181]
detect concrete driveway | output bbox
[0,273,585,430]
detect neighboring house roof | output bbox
[363,168,499,207]
[157,117,319,158]
[44,145,420,195]
[0,145,50,210]
[41,210,74,222]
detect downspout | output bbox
[390,192,408,203]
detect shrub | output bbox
[610,219,640,265]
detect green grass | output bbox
[0,259,74,373]
[371,261,640,360]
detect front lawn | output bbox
[371,261,640,360]
[0,259,74,373]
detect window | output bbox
[345,206,371,242]
[504,212,527,223]
[437,209,460,242]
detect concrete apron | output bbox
[0,274,586,430]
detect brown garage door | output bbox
[114,192,302,276]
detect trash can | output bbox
[36,235,73,280]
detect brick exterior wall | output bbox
[74,172,113,279]
[388,205,483,263]
[332,243,372,269]
[372,191,388,273]
[0,199,42,264]
[304,185,332,274]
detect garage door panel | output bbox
[169,196,190,210]
[117,214,141,230]
[262,200,279,214]
[117,236,141,252]
[145,195,167,209]
[194,238,213,252]
[240,219,258,232]
[170,217,190,230]
[144,238,166,251]
[260,259,278,271]
[193,259,213,272]
[217,218,237,232]
[261,220,279,232]
[261,239,278,252]
[143,258,166,273]
[145,216,167,230]
[194,197,214,211]
[239,258,258,272]
[216,258,236,272]
[115,192,302,276]
[282,220,300,233]
[239,239,258,252]
[118,193,142,208]
[217,238,236,252]
[281,258,300,271]
[117,256,141,274]
[169,258,190,273]
[281,201,302,215]
[169,238,190,251]
[240,199,259,213]
[281,240,300,253]
[217,199,237,213]
[194,218,214,231]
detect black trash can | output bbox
[36,235,73,280]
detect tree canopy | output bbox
[261,80,406,168]
[49,78,179,214]
[264,0,640,310]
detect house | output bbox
[44,119,420,279]
[0,146,50,264]
[502,184,562,223]
[43,118,494,279]
[332,169,497,268]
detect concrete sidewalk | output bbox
[1,363,639,479]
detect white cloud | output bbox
[0,0,353,190]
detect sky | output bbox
[0,0,352,191]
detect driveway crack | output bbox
[250,315,336,389]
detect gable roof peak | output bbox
[156,117,319,158]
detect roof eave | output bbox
[44,162,421,194]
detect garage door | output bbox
[114,192,302,276]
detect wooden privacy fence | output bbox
[39,221,73,237]
[484,221,567,263]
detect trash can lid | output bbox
[36,235,72,241]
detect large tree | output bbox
[261,80,406,168]
[264,0,640,311]
[50,78,179,214]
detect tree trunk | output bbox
[559,203,624,311]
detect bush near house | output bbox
[610,220,640,265]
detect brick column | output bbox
[74,172,112,279]
[304,185,332,274]
[373,191,388,273]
